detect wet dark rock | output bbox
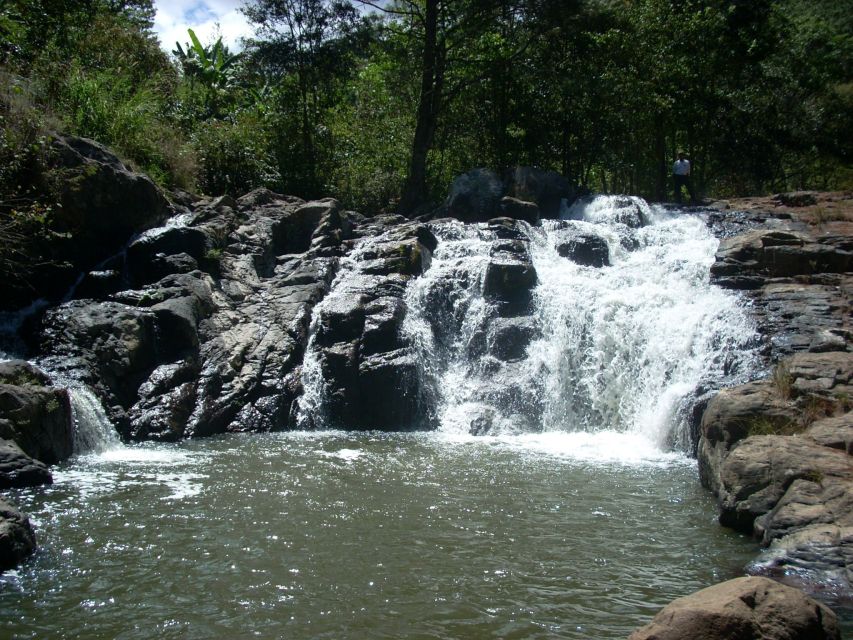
[304,221,436,431]
[556,233,610,267]
[628,576,840,640]
[127,360,198,441]
[499,197,540,224]
[488,317,537,361]
[487,217,528,240]
[0,380,73,466]
[0,497,37,572]
[39,300,160,410]
[0,439,52,488]
[505,166,576,218]
[126,227,208,286]
[75,269,125,300]
[483,237,537,316]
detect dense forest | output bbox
[1,0,851,220]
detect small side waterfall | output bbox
[68,386,123,454]
[404,195,760,449]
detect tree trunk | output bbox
[654,117,666,201]
[399,0,441,216]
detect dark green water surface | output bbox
[1,431,761,639]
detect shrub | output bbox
[192,113,280,196]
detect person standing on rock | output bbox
[672,151,697,205]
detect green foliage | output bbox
[192,113,281,196]
[327,56,413,212]
[2,0,851,210]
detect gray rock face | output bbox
[628,576,840,640]
[0,497,37,572]
[0,361,73,465]
[555,232,610,267]
[31,189,444,438]
[297,219,437,430]
[709,226,852,361]
[712,230,851,283]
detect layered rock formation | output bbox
[698,198,852,597]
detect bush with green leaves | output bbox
[192,112,281,196]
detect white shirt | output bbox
[673,159,691,176]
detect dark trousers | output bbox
[673,174,696,204]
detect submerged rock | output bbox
[628,576,840,640]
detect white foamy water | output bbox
[68,386,124,454]
[405,195,759,453]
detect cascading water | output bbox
[68,385,123,454]
[404,195,760,452]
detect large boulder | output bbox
[3,135,172,311]
[0,361,73,465]
[445,169,504,222]
[628,576,840,640]
[699,352,852,496]
[699,352,853,592]
[715,435,851,536]
[505,166,575,218]
[0,497,37,572]
[39,300,160,411]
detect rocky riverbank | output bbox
[695,192,852,599]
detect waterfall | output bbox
[68,386,123,454]
[405,196,759,449]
